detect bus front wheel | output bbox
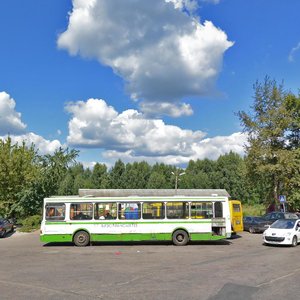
[172,230,189,246]
[73,230,90,247]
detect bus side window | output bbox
[214,202,223,218]
[45,203,65,221]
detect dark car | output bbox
[243,216,266,233]
[245,212,299,234]
[0,218,14,238]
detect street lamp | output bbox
[171,170,186,191]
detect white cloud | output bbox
[288,42,300,62]
[103,132,247,165]
[66,98,205,156]
[58,0,233,116]
[140,101,193,117]
[166,0,198,12]
[0,133,62,155]
[0,91,27,135]
[81,161,97,169]
[0,91,62,155]
[66,97,246,165]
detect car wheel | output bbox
[73,231,90,247]
[249,227,255,234]
[172,230,189,246]
[292,236,297,247]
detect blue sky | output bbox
[0,0,300,167]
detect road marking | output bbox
[256,267,300,287]
[0,279,104,299]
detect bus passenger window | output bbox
[191,202,213,219]
[45,203,65,221]
[166,202,188,219]
[118,203,141,220]
[94,203,117,220]
[142,202,165,219]
[70,203,93,220]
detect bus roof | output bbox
[78,189,230,197]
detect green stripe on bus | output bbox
[40,234,73,243]
[40,232,226,243]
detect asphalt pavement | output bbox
[1,230,300,300]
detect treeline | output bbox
[58,152,256,201]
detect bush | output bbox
[19,215,42,232]
[242,204,266,216]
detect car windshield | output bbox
[270,219,296,229]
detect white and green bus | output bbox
[40,189,232,246]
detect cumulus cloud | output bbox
[58,0,233,116]
[0,91,27,135]
[140,101,193,117]
[66,98,246,164]
[66,98,205,155]
[0,91,62,155]
[0,133,62,155]
[103,132,247,165]
[166,0,199,12]
[288,42,300,62]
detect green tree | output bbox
[213,152,246,200]
[147,171,167,188]
[238,77,300,209]
[109,159,126,188]
[40,148,79,196]
[123,161,151,188]
[91,163,108,188]
[17,148,79,217]
[0,137,39,217]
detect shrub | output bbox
[19,215,42,232]
[242,204,266,216]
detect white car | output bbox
[263,219,300,247]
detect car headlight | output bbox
[284,232,292,237]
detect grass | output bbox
[242,203,266,216]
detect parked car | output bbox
[245,212,299,233]
[243,216,266,233]
[0,218,14,238]
[263,219,300,246]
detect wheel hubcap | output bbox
[177,234,184,242]
[78,235,86,243]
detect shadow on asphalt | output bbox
[228,234,242,240]
[43,239,232,247]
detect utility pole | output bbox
[171,170,185,191]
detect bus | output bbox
[40,189,233,246]
[229,200,244,234]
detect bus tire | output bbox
[172,230,189,246]
[73,230,90,247]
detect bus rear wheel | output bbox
[74,230,90,247]
[172,230,189,246]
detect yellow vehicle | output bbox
[229,200,243,234]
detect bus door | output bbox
[211,201,226,236]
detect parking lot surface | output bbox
[1,231,300,300]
